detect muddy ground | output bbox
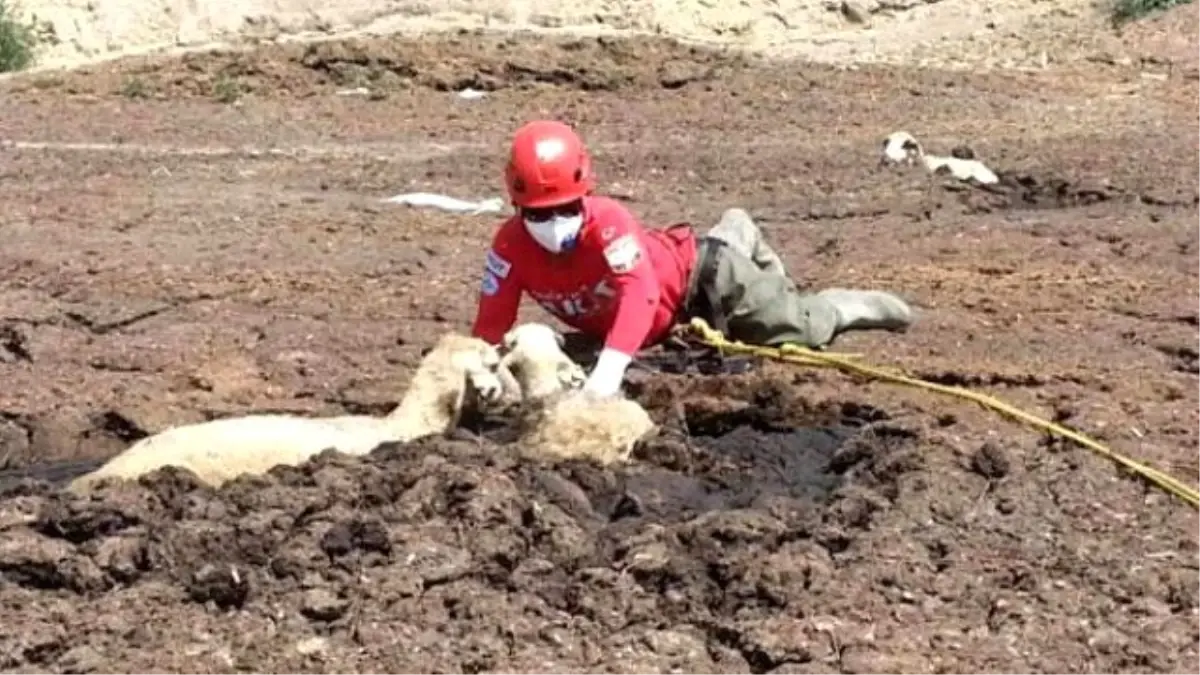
[0,26,1197,674]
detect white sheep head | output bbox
[881,130,922,166]
[433,333,507,406]
[500,323,587,400]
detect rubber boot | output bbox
[816,288,915,335]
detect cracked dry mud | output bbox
[0,27,1197,674]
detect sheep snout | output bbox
[467,368,505,405]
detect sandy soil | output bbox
[0,10,1197,674]
[17,0,1198,73]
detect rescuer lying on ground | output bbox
[471,119,916,398]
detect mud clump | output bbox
[34,34,746,101]
[970,441,1011,479]
[958,172,1126,213]
[0,374,921,672]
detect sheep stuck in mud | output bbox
[513,390,657,465]
[499,322,587,398]
[67,333,511,492]
[498,322,657,466]
[881,130,999,185]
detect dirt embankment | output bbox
[14,0,1188,74]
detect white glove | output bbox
[582,347,633,398]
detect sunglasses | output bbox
[521,200,583,223]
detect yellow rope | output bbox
[681,317,1200,510]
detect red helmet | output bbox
[505,120,595,209]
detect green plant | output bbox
[1112,0,1193,24]
[120,76,150,98]
[0,0,37,72]
[212,73,242,103]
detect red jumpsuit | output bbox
[471,196,697,357]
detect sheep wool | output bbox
[67,332,506,492]
[497,322,653,466]
[516,390,656,466]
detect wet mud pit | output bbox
[0,373,919,673]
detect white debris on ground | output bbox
[382,192,507,215]
[339,86,487,99]
[880,130,1000,185]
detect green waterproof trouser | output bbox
[682,208,840,349]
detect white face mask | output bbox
[524,214,584,254]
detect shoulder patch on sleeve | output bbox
[603,233,643,274]
[485,249,512,279]
[480,271,501,297]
